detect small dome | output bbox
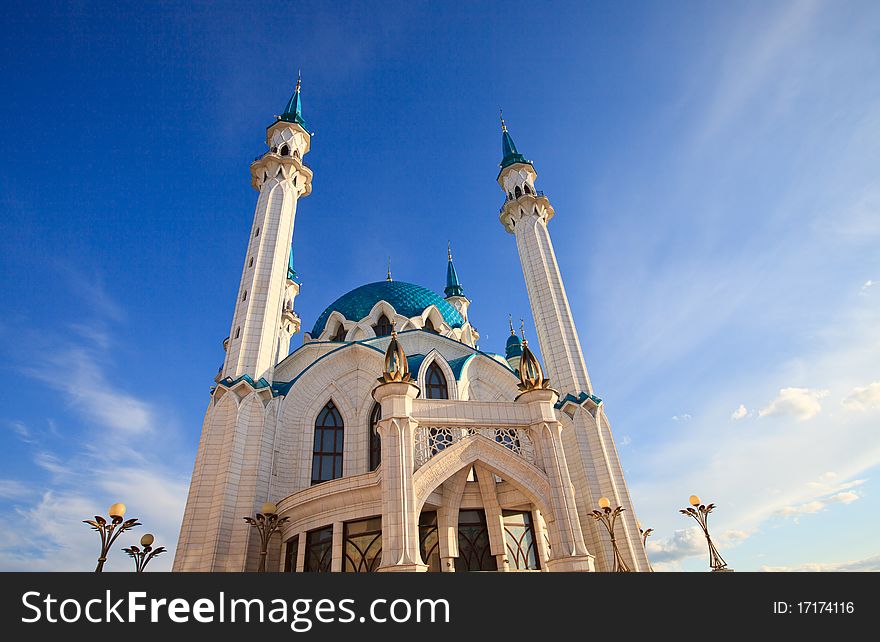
[505,332,523,359]
[311,281,465,337]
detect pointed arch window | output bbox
[311,401,344,485]
[280,144,290,156]
[332,324,346,342]
[425,362,449,400]
[524,183,531,194]
[369,403,381,471]
[373,314,393,337]
[515,186,522,198]
[424,318,438,334]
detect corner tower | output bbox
[221,75,313,382]
[496,113,650,572]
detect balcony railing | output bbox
[253,151,311,170]
[499,190,545,213]
[413,425,537,469]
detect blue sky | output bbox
[1,1,878,571]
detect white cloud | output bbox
[672,414,692,422]
[859,279,874,295]
[759,387,829,421]
[649,527,750,569]
[842,381,880,411]
[620,435,632,447]
[762,554,880,572]
[731,404,750,420]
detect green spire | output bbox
[444,242,464,298]
[279,72,307,128]
[499,110,531,169]
[287,246,300,282]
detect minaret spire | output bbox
[279,71,306,127]
[499,110,530,170]
[444,241,464,298]
[386,256,393,282]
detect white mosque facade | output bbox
[172,80,651,573]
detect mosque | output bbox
[172,78,651,572]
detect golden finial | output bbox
[447,241,453,261]
[509,314,515,335]
[519,318,526,343]
[378,328,413,384]
[386,256,392,282]
[500,109,507,132]
[296,69,302,92]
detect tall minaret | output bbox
[496,113,650,572]
[444,242,470,322]
[497,113,591,395]
[221,75,312,382]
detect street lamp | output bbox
[244,502,290,572]
[589,497,630,572]
[639,523,654,572]
[680,495,732,572]
[122,533,167,573]
[83,503,141,572]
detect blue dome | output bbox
[310,281,465,337]
[505,333,523,359]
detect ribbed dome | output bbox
[310,281,465,337]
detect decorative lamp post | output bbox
[680,495,731,572]
[244,502,290,572]
[589,497,630,572]
[639,523,654,572]
[122,533,167,573]
[83,503,141,572]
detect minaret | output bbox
[496,113,650,571]
[496,112,590,395]
[444,242,470,321]
[505,315,523,372]
[221,75,312,382]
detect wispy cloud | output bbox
[758,387,829,421]
[776,490,860,517]
[672,414,692,422]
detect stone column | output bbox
[373,381,428,572]
[517,387,595,572]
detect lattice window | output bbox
[503,510,540,570]
[455,510,497,571]
[419,511,442,572]
[284,536,299,572]
[343,517,382,573]
[304,526,333,572]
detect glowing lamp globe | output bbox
[261,502,278,515]
[108,503,126,518]
[689,495,701,507]
[598,497,611,509]
[140,534,155,547]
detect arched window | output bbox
[311,401,344,485]
[515,185,522,198]
[425,362,449,399]
[524,183,531,194]
[373,314,393,337]
[280,144,289,156]
[424,318,437,333]
[369,403,381,471]
[332,324,346,342]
